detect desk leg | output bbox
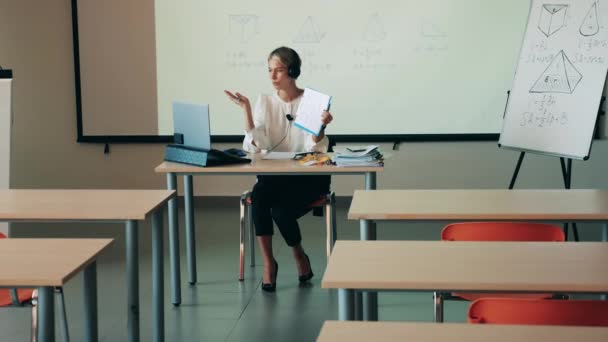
[83,261,98,342]
[126,220,140,342]
[38,286,55,342]
[152,209,165,342]
[339,289,355,320]
[354,292,363,321]
[166,173,181,306]
[184,175,197,285]
[433,291,444,323]
[360,219,377,322]
[361,172,378,321]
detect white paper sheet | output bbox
[262,152,298,160]
[294,88,331,136]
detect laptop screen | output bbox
[172,102,211,150]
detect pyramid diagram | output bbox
[580,2,600,36]
[538,4,568,37]
[294,16,325,43]
[530,50,582,94]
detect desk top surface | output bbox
[155,155,384,174]
[348,189,608,221]
[322,241,608,292]
[317,322,608,342]
[0,239,113,286]
[0,189,175,221]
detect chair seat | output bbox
[244,195,327,207]
[452,292,553,302]
[0,288,34,306]
[468,298,608,326]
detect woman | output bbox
[225,46,333,292]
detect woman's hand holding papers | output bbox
[312,110,333,143]
[321,110,333,127]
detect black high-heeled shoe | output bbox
[261,260,279,292]
[298,253,314,283]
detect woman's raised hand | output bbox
[224,90,251,110]
[225,90,254,131]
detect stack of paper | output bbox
[332,145,383,167]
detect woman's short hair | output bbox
[268,46,301,79]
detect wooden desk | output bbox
[322,241,608,320]
[0,190,175,342]
[348,189,608,221]
[317,321,608,342]
[0,238,112,342]
[347,189,608,321]
[155,155,383,305]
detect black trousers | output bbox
[251,175,330,247]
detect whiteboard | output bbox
[154,0,530,137]
[499,0,608,159]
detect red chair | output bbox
[0,233,70,341]
[238,191,336,281]
[433,222,565,322]
[468,298,608,326]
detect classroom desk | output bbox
[0,238,112,342]
[0,189,175,342]
[317,321,608,342]
[348,189,608,321]
[322,240,608,321]
[155,155,383,306]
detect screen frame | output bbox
[71,0,500,144]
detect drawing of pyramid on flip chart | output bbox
[538,4,568,37]
[294,16,325,43]
[580,2,600,36]
[364,13,386,41]
[229,15,259,43]
[530,50,582,94]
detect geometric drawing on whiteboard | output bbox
[229,15,259,43]
[530,50,582,94]
[537,4,568,37]
[294,16,325,43]
[580,1,600,36]
[420,22,447,38]
[364,13,387,42]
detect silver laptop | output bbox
[172,102,211,150]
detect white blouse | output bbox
[242,92,329,153]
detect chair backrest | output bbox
[468,298,608,326]
[441,222,565,242]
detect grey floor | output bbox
[1,197,604,341]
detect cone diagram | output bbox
[580,2,600,36]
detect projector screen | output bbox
[74,0,531,141]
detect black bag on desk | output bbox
[165,144,251,167]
